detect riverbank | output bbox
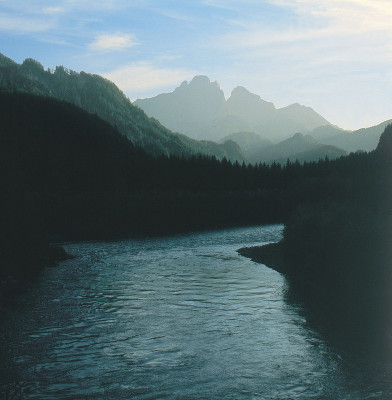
[237,242,287,275]
[46,244,74,266]
[238,235,392,348]
[0,244,74,304]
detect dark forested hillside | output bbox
[240,124,392,335]
[284,125,392,278]
[0,54,244,162]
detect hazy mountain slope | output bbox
[226,86,276,126]
[135,76,334,142]
[220,131,346,164]
[181,137,246,162]
[310,125,347,140]
[249,132,346,164]
[272,145,348,164]
[220,131,273,155]
[0,54,244,161]
[318,119,392,152]
[278,103,331,131]
[227,88,332,141]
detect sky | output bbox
[1,0,391,130]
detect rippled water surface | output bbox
[1,225,392,399]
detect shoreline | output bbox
[0,245,74,304]
[237,241,288,275]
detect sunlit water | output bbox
[1,225,391,399]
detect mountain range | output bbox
[1,53,390,165]
[135,76,391,161]
[134,76,332,142]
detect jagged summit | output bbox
[189,75,211,86]
[230,85,253,96]
[230,86,259,99]
[175,75,220,92]
[178,75,224,99]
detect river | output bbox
[1,224,391,399]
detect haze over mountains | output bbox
[229,132,347,164]
[134,75,332,142]
[312,120,392,153]
[135,75,391,163]
[1,52,390,165]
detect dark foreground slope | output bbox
[0,92,140,280]
[239,124,392,340]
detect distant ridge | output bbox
[314,119,392,152]
[224,131,346,164]
[135,74,391,161]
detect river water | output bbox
[1,224,391,399]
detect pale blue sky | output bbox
[1,0,391,130]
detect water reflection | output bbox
[1,225,391,399]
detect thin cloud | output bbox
[202,0,392,130]
[0,13,54,33]
[157,9,195,22]
[203,0,259,11]
[89,33,138,52]
[202,0,236,11]
[210,0,392,52]
[102,62,198,97]
[64,0,143,12]
[211,0,392,71]
[42,7,66,15]
[268,0,392,33]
